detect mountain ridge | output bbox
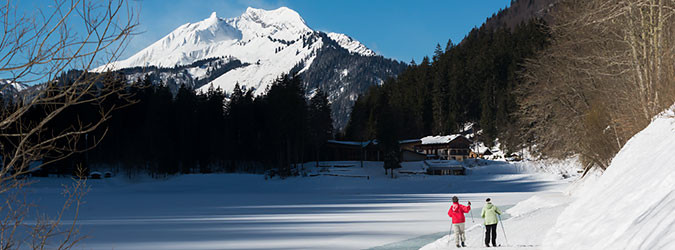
[97,7,403,128]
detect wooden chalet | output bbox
[325,136,472,163]
[470,145,494,159]
[414,135,472,161]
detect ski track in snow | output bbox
[419,193,571,250]
[18,161,576,250]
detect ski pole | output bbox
[468,202,475,223]
[469,208,475,223]
[498,214,509,246]
[449,223,453,238]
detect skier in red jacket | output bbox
[448,196,471,248]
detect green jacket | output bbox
[481,203,502,225]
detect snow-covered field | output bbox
[20,160,577,250]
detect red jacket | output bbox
[448,202,471,224]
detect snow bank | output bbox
[544,106,675,249]
[564,165,603,197]
[506,193,571,218]
[514,156,582,179]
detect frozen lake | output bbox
[21,161,572,249]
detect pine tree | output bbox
[307,90,334,167]
[375,93,400,178]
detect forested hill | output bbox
[342,19,550,150]
[481,0,557,32]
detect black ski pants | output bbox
[485,224,497,246]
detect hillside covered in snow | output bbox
[421,105,675,250]
[543,106,675,249]
[98,7,405,128]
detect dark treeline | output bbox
[92,74,333,177]
[1,74,333,178]
[343,19,549,151]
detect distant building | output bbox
[470,145,494,159]
[325,135,472,162]
[425,160,465,175]
[414,135,472,161]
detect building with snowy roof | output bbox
[325,135,472,162]
[414,135,472,161]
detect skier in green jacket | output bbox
[481,198,502,247]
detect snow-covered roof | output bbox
[420,135,463,145]
[399,139,421,144]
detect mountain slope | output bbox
[544,105,675,249]
[99,7,404,128]
[0,80,31,101]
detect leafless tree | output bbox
[0,0,137,248]
[517,0,675,171]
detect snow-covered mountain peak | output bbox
[327,32,376,56]
[241,7,308,30]
[200,11,220,27]
[95,6,403,129]
[98,6,378,72]
[229,7,310,40]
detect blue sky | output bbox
[127,0,511,62]
[20,0,512,63]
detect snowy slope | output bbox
[327,32,376,56]
[98,7,376,96]
[544,105,675,250]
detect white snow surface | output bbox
[327,32,375,56]
[513,156,582,179]
[96,7,375,96]
[419,157,583,250]
[19,160,573,250]
[421,193,571,250]
[543,106,675,250]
